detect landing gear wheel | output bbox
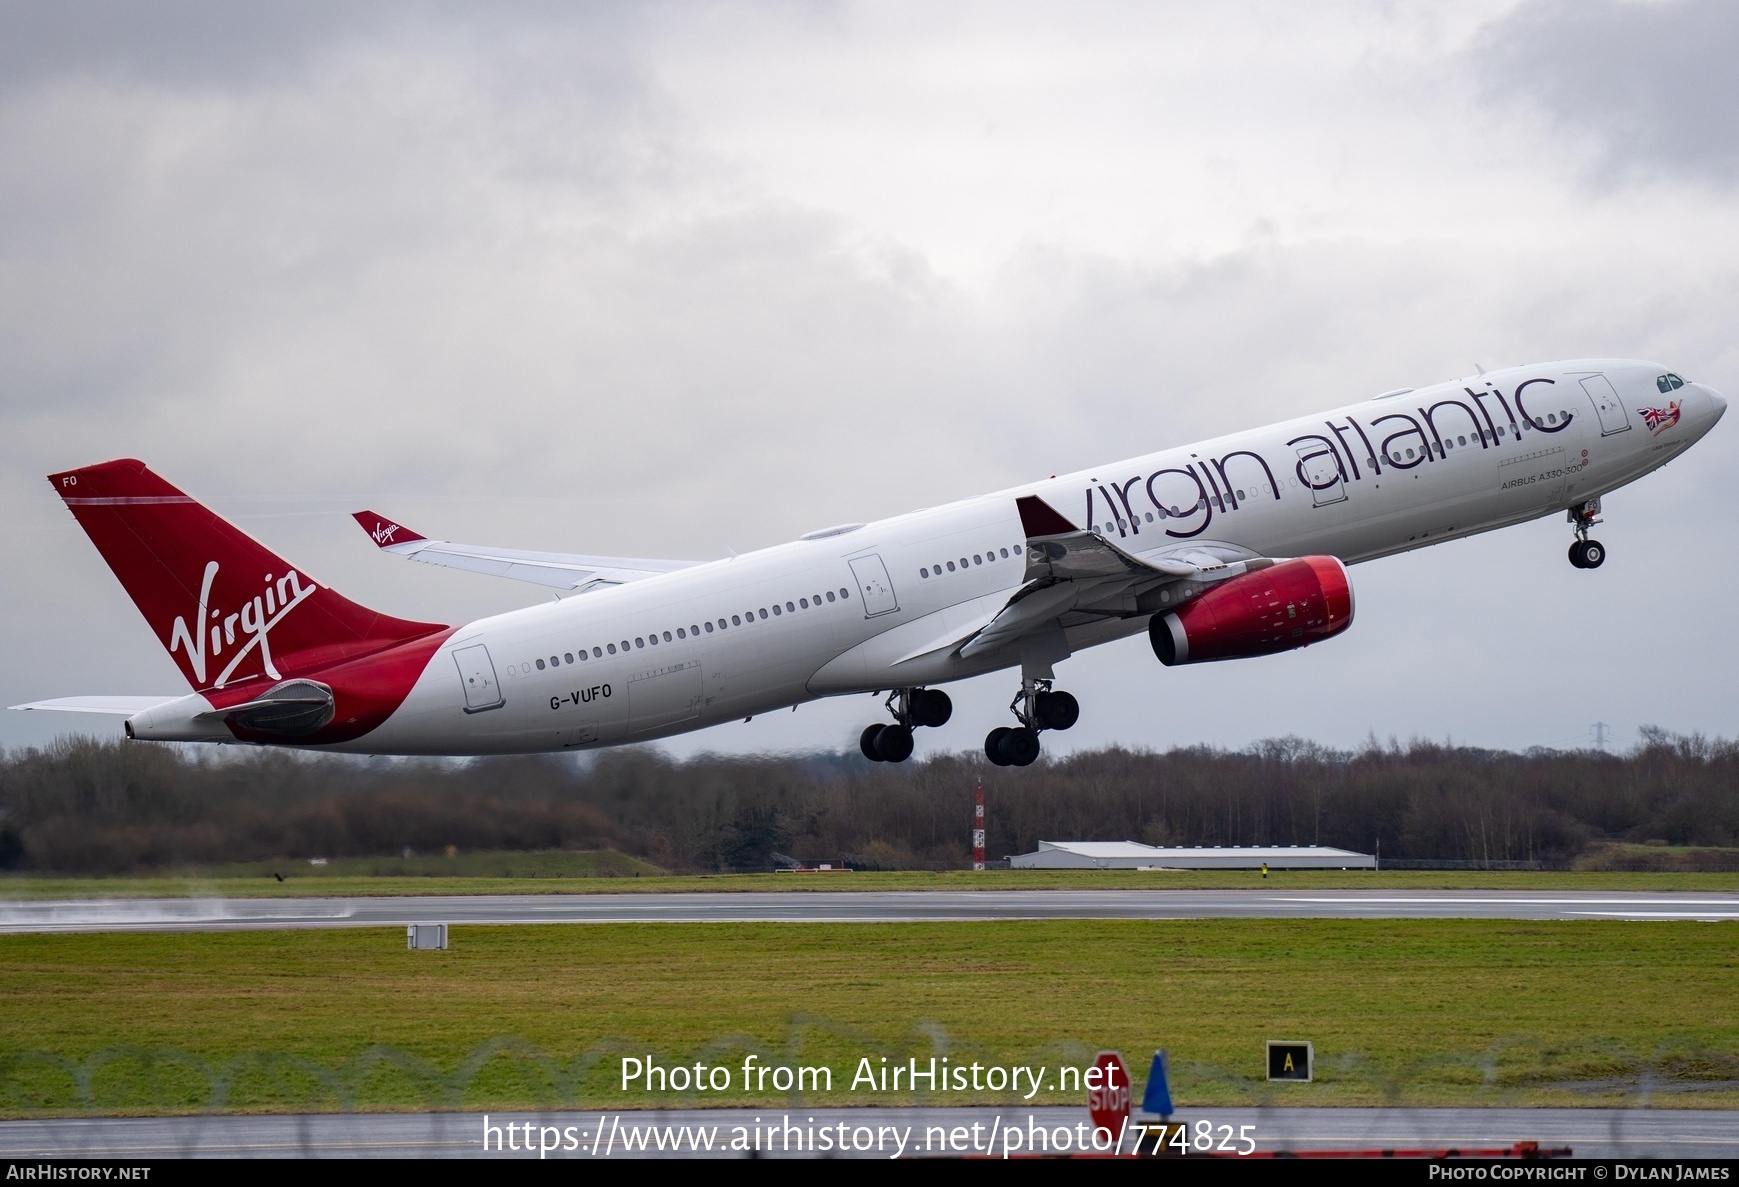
[913,688,953,728]
[985,727,1012,767]
[1002,726,1041,767]
[860,724,887,762]
[1033,690,1079,731]
[1568,541,1587,568]
[875,723,914,763]
[1581,539,1605,569]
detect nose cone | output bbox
[1709,388,1728,422]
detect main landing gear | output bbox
[1568,499,1606,570]
[985,678,1078,768]
[860,687,953,763]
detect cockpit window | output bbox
[1657,373,1685,393]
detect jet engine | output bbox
[1148,556,1353,666]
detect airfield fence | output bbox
[3,1023,1736,1118]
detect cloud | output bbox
[3,2,1739,762]
[1474,0,1739,185]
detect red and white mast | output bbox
[973,783,986,871]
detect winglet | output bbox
[352,511,426,550]
[1016,495,1078,538]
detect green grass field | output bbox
[1,918,1734,1117]
[2,855,1735,899]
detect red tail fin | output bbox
[50,460,447,693]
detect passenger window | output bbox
[635,638,644,648]
[786,602,795,612]
[607,644,616,654]
[1001,547,1010,557]
[578,651,587,661]
[691,625,699,635]
[825,592,835,602]
[812,593,822,603]
[1457,436,1466,446]
[564,653,573,664]
[1406,448,1415,459]
[705,622,714,633]
[732,614,741,625]
[959,557,968,568]
[772,605,781,616]
[676,628,685,639]
[947,561,956,571]
[973,555,982,565]
[759,609,768,619]
[1497,426,1506,438]
[592,647,602,658]
[840,588,850,599]
[718,619,727,629]
[801,597,810,607]
[536,658,546,670]
[648,634,657,645]
[920,568,928,578]
[663,631,672,642]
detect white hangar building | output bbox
[1009,841,1376,870]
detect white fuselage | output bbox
[149,358,1725,755]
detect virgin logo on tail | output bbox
[371,522,402,545]
[168,562,316,689]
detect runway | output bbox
[2,889,1737,933]
[3,1107,1735,1159]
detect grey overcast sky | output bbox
[3,0,1736,760]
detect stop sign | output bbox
[1087,1050,1131,1134]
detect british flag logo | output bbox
[1639,401,1681,434]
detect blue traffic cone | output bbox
[1142,1050,1173,1119]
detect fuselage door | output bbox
[453,644,504,713]
[1296,444,1347,507]
[848,553,900,616]
[1580,374,1632,436]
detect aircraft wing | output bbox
[10,696,180,714]
[352,512,701,593]
[954,496,1269,660]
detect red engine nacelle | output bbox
[1149,556,1354,666]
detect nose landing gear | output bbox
[984,678,1078,767]
[860,687,953,763]
[1568,500,1605,569]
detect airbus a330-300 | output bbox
[16,360,1723,766]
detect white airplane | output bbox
[16,359,1723,766]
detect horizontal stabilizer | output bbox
[352,511,700,593]
[10,696,179,715]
